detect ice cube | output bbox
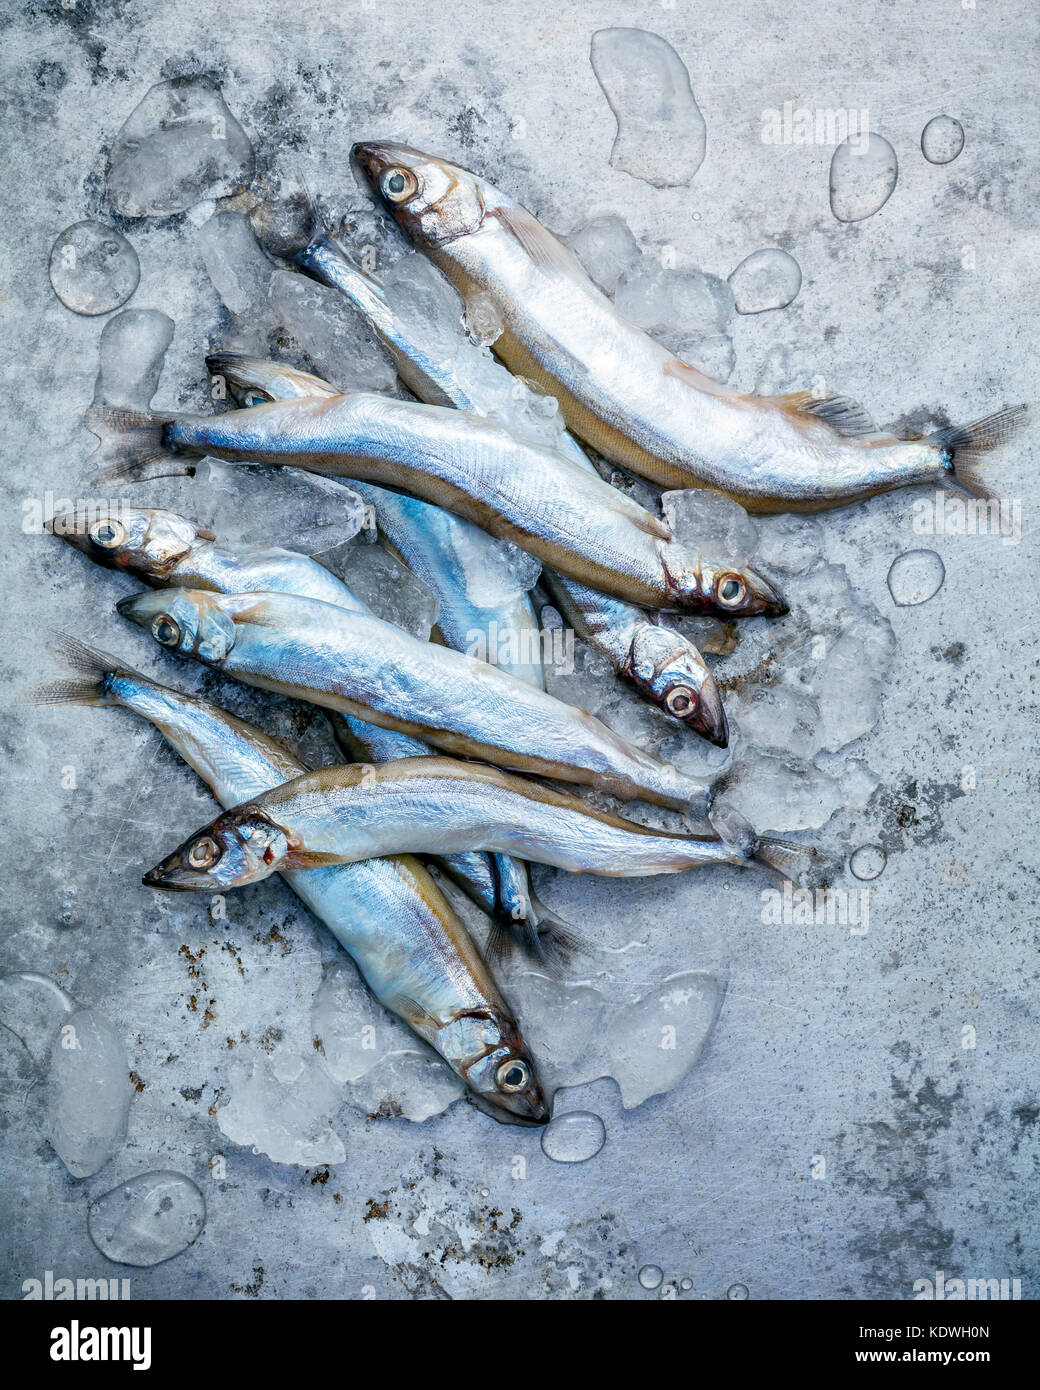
[107,76,255,218]
[590,28,707,188]
[267,270,396,391]
[217,1055,345,1166]
[605,971,723,1108]
[45,1007,131,1178]
[93,309,174,410]
[0,972,76,1066]
[662,488,758,562]
[564,214,642,294]
[189,458,367,556]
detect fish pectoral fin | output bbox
[281,848,348,868]
[770,390,878,439]
[492,204,576,273]
[388,993,441,1034]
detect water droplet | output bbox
[88,1171,205,1266]
[591,28,706,188]
[480,1187,490,1198]
[850,844,886,881]
[541,1110,606,1163]
[921,116,964,165]
[728,249,802,314]
[45,1007,131,1178]
[49,222,139,316]
[727,1282,749,1300]
[681,1277,694,1290]
[638,1263,664,1290]
[829,133,898,222]
[887,549,946,606]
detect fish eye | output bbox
[381,167,417,203]
[151,614,181,648]
[186,836,221,869]
[717,574,746,608]
[88,518,126,550]
[496,1058,531,1093]
[243,390,268,407]
[665,685,696,716]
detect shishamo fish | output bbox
[36,637,548,1124]
[140,755,802,891]
[86,393,786,617]
[209,353,547,691]
[214,257,729,745]
[353,141,1028,512]
[115,586,716,815]
[46,502,575,971]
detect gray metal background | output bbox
[1,0,1036,1300]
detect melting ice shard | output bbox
[107,76,255,218]
[591,28,707,188]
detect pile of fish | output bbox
[42,142,1025,1128]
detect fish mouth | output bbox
[689,676,729,748]
[142,855,211,891]
[749,569,789,618]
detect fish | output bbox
[35,636,548,1125]
[139,754,803,890]
[114,585,716,816]
[352,141,1028,512]
[210,352,547,690]
[85,395,786,618]
[216,256,730,745]
[46,501,576,971]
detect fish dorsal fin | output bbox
[771,390,877,438]
[492,203,576,273]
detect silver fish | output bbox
[211,351,546,690]
[47,502,571,968]
[87,394,786,617]
[353,141,1027,512]
[219,252,730,746]
[37,637,548,1124]
[115,586,715,815]
[140,755,799,890]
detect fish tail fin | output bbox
[523,891,586,979]
[32,632,134,707]
[83,406,193,485]
[931,405,1029,500]
[750,838,820,886]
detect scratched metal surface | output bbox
[0,0,1037,1301]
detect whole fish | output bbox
[215,264,729,745]
[211,353,546,690]
[352,142,1027,511]
[37,637,548,1125]
[87,394,786,617]
[47,502,573,969]
[140,755,800,890]
[115,586,715,815]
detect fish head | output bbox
[117,588,238,664]
[626,623,729,747]
[142,806,290,892]
[452,1011,549,1125]
[664,547,788,619]
[46,504,210,581]
[351,141,486,247]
